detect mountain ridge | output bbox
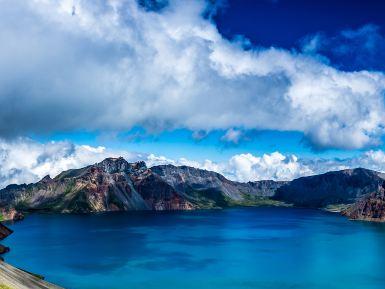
[0,157,287,216]
[1,157,385,222]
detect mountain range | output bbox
[1,157,385,222]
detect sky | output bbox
[2,0,385,187]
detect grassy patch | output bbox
[186,188,292,209]
[185,188,228,209]
[324,203,352,213]
[0,284,14,289]
[226,194,292,207]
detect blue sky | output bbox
[215,0,385,50]
[35,128,358,163]
[2,0,385,185]
[30,0,385,162]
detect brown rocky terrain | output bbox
[342,182,385,222]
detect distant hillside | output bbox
[274,168,385,207]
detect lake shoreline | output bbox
[0,260,64,289]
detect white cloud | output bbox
[146,150,385,182]
[0,139,311,188]
[224,152,314,182]
[0,0,384,149]
[0,138,141,188]
[329,150,385,173]
[3,139,385,189]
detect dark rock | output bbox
[40,175,53,183]
[0,223,12,240]
[0,244,10,254]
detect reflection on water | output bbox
[3,207,385,289]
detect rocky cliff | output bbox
[0,157,284,214]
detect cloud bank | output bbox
[2,138,385,189]
[0,138,142,188]
[0,0,385,149]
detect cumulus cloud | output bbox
[0,0,385,150]
[0,138,142,188]
[140,150,385,183]
[146,150,385,182]
[224,152,313,182]
[0,138,226,188]
[4,138,385,189]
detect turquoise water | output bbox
[3,207,385,289]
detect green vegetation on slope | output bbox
[226,194,292,207]
[186,188,291,209]
[185,188,229,209]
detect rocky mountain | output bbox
[274,168,385,208]
[2,158,385,222]
[0,157,286,215]
[151,164,286,206]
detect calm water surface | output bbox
[3,207,385,289]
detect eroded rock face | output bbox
[342,183,385,222]
[151,165,286,202]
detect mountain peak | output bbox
[96,157,147,174]
[39,175,52,183]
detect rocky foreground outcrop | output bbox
[0,208,24,222]
[0,157,286,214]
